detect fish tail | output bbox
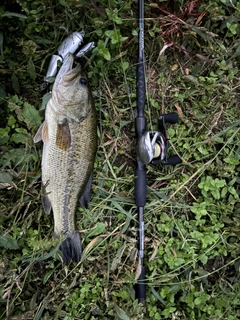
[59,231,82,263]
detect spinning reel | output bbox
[136,112,182,166]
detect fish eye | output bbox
[80,78,87,85]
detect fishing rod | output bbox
[134,0,182,304]
[134,0,147,304]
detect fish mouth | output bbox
[57,53,81,82]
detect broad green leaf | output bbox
[40,92,52,110]
[0,171,13,186]
[114,304,129,320]
[27,58,36,80]
[121,61,129,71]
[22,102,42,129]
[88,222,106,238]
[1,148,25,168]
[11,132,28,144]
[11,73,20,93]
[58,0,70,7]
[0,127,10,144]
[103,50,111,61]
[0,235,19,249]
[184,75,199,83]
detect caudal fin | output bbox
[59,231,82,263]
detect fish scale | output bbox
[34,53,97,263]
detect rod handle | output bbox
[135,266,146,304]
[134,161,147,207]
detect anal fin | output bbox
[79,174,93,209]
[42,194,52,214]
[41,182,52,214]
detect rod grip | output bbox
[135,266,146,304]
[134,161,147,207]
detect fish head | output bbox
[52,52,92,122]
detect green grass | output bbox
[0,0,240,319]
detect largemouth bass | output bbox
[34,53,97,263]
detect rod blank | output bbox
[135,0,147,304]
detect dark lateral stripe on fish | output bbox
[56,120,71,150]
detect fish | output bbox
[34,52,97,263]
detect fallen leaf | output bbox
[174,102,184,118]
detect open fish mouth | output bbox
[56,53,81,83]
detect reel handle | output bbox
[165,155,182,166]
[160,112,179,125]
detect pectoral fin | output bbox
[79,174,93,208]
[33,121,48,144]
[56,119,71,150]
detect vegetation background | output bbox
[0,0,240,319]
